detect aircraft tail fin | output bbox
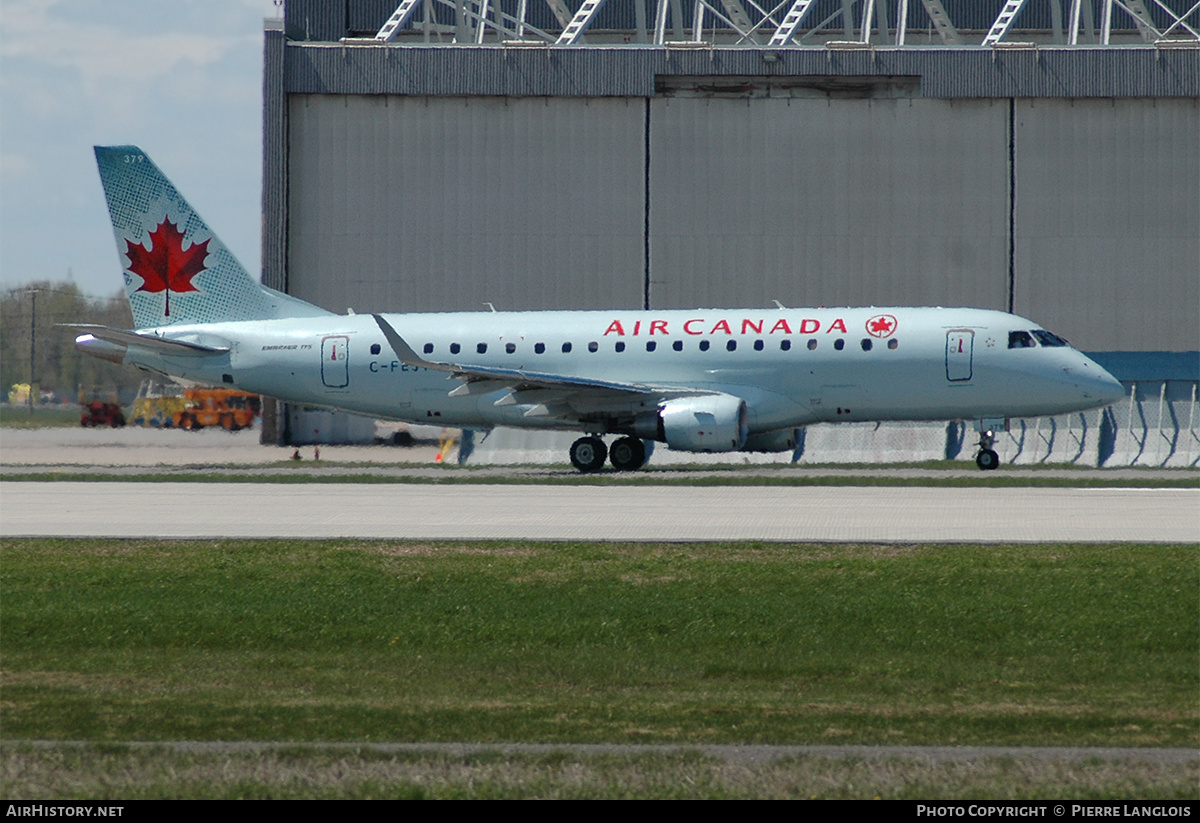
[94,146,330,329]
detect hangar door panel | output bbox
[1012,98,1199,352]
[288,95,645,313]
[648,97,1009,311]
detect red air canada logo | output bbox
[865,314,897,338]
[124,218,209,317]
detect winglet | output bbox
[372,314,450,371]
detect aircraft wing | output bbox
[373,314,709,417]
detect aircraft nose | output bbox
[1096,370,1126,405]
[1075,354,1126,406]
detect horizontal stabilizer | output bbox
[67,324,229,356]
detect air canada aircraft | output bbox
[74,146,1125,472]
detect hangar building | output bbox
[260,0,1199,466]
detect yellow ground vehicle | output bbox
[131,381,187,428]
[173,388,259,431]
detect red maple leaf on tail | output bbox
[125,218,209,317]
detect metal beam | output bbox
[982,0,1030,46]
[1068,0,1097,44]
[874,0,891,44]
[692,0,706,40]
[376,0,424,41]
[1115,0,1163,40]
[767,0,818,46]
[543,0,575,28]
[919,0,962,45]
[1150,0,1200,41]
[1049,0,1065,44]
[557,0,611,44]
[718,0,762,43]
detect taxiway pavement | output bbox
[4,481,1196,542]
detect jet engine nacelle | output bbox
[635,393,748,452]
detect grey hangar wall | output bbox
[259,13,1199,455]
[264,39,1198,355]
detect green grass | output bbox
[0,405,86,428]
[3,745,1196,799]
[2,540,1196,749]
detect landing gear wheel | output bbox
[609,436,646,471]
[569,436,607,473]
[975,448,1000,471]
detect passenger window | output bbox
[780,340,791,351]
[562,342,572,353]
[450,343,461,355]
[699,340,710,351]
[534,342,545,354]
[370,343,381,355]
[673,340,683,352]
[833,339,845,351]
[588,341,598,353]
[807,339,818,351]
[423,343,434,354]
[727,340,737,352]
[646,341,656,352]
[1008,331,1035,349]
[887,339,898,350]
[615,341,626,353]
[861,339,872,351]
[476,343,487,354]
[505,342,516,354]
[753,340,764,351]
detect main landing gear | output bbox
[569,436,607,472]
[975,430,1000,471]
[569,435,647,473]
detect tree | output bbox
[0,282,140,404]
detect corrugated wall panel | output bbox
[284,0,348,41]
[349,0,403,34]
[1013,97,1200,351]
[262,26,287,293]
[648,96,1010,310]
[287,94,645,312]
[284,45,1200,99]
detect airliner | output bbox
[73,146,1125,472]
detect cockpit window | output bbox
[1008,331,1035,349]
[1031,330,1069,347]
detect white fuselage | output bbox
[117,306,1125,442]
